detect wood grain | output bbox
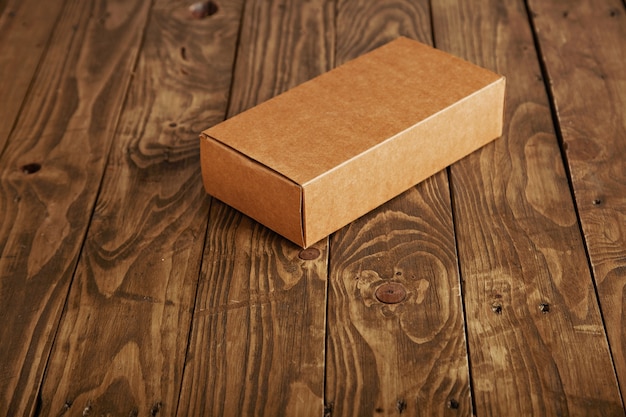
[334,0,431,60]
[325,1,471,415]
[177,0,334,415]
[0,0,623,414]
[178,202,328,416]
[527,0,626,401]
[432,0,624,415]
[327,176,471,417]
[34,0,244,415]
[226,0,335,115]
[0,0,150,415]
[0,0,67,152]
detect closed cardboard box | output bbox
[200,37,505,247]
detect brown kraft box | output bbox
[200,37,506,248]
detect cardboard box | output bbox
[200,37,505,247]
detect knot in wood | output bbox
[374,282,407,304]
[298,247,320,260]
[188,1,218,19]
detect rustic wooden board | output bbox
[0,0,150,415]
[432,0,624,415]
[527,0,626,401]
[325,1,471,416]
[225,0,335,114]
[327,178,471,417]
[0,0,67,152]
[33,1,244,415]
[178,202,329,416]
[176,0,334,415]
[0,0,623,415]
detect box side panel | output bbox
[200,135,304,246]
[302,77,506,246]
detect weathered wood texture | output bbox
[432,0,623,415]
[325,1,471,416]
[327,177,471,417]
[34,1,243,416]
[0,0,150,415]
[178,203,328,416]
[527,0,626,400]
[226,0,335,114]
[0,0,67,152]
[0,0,624,416]
[177,0,334,415]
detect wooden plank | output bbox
[325,1,472,416]
[431,0,624,415]
[225,0,335,115]
[176,0,334,415]
[178,203,329,416]
[527,0,626,401]
[33,1,244,416]
[327,178,471,417]
[0,0,67,152]
[0,1,151,415]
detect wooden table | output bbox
[1,0,624,415]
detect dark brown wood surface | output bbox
[528,0,626,403]
[0,0,624,416]
[0,0,67,151]
[432,0,623,415]
[35,0,243,415]
[0,0,150,414]
[177,0,333,415]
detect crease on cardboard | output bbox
[300,75,506,187]
[203,132,299,186]
[299,187,306,246]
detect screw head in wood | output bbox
[491,303,503,314]
[539,302,550,313]
[375,282,407,304]
[447,399,460,409]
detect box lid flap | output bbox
[203,37,502,186]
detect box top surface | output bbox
[203,37,502,186]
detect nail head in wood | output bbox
[150,402,162,416]
[375,282,407,304]
[447,399,460,409]
[21,163,41,174]
[298,247,320,260]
